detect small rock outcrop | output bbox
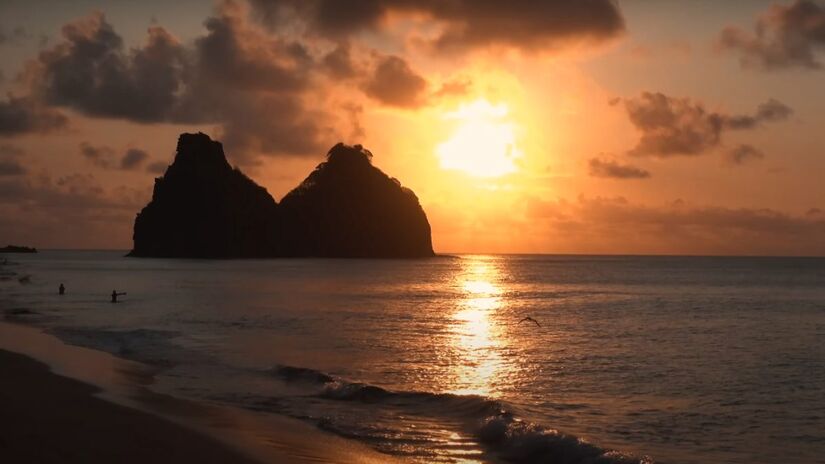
[280,144,434,258]
[129,134,434,259]
[0,245,37,253]
[129,133,279,258]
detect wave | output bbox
[269,364,654,463]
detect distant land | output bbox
[0,245,37,254]
[129,133,434,259]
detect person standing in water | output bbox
[59,283,65,295]
[111,290,126,303]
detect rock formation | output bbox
[129,133,434,259]
[129,133,279,258]
[280,143,434,258]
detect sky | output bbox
[1,0,824,255]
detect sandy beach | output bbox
[0,321,398,464]
[0,348,260,463]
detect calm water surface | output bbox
[1,251,824,463]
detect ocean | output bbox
[1,251,823,463]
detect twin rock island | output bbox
[129,133,434,259]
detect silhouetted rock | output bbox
[0,245,37,253]
[129,133,279,258]
[129,134,434,259]
[280,143,434,258]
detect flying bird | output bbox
[518,316,541,327]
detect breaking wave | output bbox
[269,364,654,463]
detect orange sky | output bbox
[1,0,824,255]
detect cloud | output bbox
[121,148,149,170]
[31,12,188,123]
[620,92,792,157]
[725,144,765,165]
[321,42,359,79]
[723,98,793,129]
[79,142,115,169]
[717,0,825,70]
[0,95,68,137]
[22,7,331,160]
[363,55,427,107]
[0,159,26,176]
[526,195,825,256]
[0,143,25,157]
[192,5,312,95]
[249,0,625,52]
[0,25,29,45]
[0,171,149,248]
[0,143,26,176]
[79,142,151,170]
[146,160,168,174]
[588,157,650,179]
[433,78,472,98]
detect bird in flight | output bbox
[518,316,541,327]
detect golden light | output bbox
[448,257,512,397]
[436,99,523,178]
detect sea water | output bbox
[1,251,823,463]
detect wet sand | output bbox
[0,321,399,464]
[0,349,260,463]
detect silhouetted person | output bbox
[111,290,126,303]
[519,316,541,327]
[59,283,65,295]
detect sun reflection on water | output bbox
[448,256,513,397]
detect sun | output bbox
[436,99,523,178]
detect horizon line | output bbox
[12,248,825,259]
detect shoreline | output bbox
[0,321,400,464]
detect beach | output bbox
[0,348,259,463]
[0,321,398,464]
[1,251,823,463]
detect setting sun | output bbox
[436,99,523,178]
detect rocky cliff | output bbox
[129,133,279,258]
[280,143,434,258]
[129,134,434,259]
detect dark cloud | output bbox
[717,0,825,70]
[146,160,168,174]
[321,43,358,79]
[183,4,329,158]
[193,7,311,94]
[249,0,625,52]
[621,92,792,157]
[32,12,188,122]
[121,148,149,170]
[23,7,330,160]
[725,144,765,165]
[80,143,151,170]
[724,99,794,129]
[588,158,650,179]
[756,98,794,121]
[363,55,427,107]
[0,95,68,136]
[79,142,115,169]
